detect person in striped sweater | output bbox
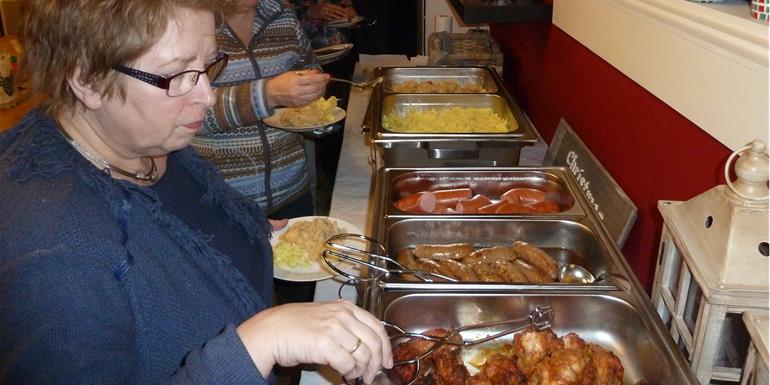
[193,0,329,220]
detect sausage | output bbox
[492,259,528,283]
[513,258,554,283]
[463,246,517,265]
[471,262,504,282]
[512,241,559,279]
[525,200,560,213]
[432,188,473,207]
[501,188,547,205]
[477,201,505,214]
[455,194,492,214]
[393,192,437,214]
[395,248,417,270]
[438,259,479,281]
[495,202,534,214]
[415,258,456,280]
[413,243,475,260]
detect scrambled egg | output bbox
[273,218,343,269]
[382,107,514,133]
[279,96,339,127]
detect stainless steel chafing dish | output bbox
[379,67,499,94]
[376,167,583,217]
[367,291,700,385]
[364,66,539,167]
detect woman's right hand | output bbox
[265,69,329,109]
[237,300,393,384]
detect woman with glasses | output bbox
[0,1,391,384]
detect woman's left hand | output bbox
[269,218,289,231]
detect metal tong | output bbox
[344,306,554,385]
[330,76,384,89]
[322,233,458,284]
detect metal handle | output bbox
[424,141,480,160]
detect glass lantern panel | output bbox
[683,275,702,334]
[714,312,751,369]
[666,246,683,297]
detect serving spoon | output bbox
[557,263,596,284]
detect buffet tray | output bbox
[380,67,499,94]
[364,66,538,167]
[368,290,699,385]
[376,167,584,217]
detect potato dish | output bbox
[279,96,338,127]
[389,79,490,93]
[382,107,513,133]
[273,218,343,268]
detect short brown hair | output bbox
[21,0,238,116]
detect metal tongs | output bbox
[344,306,554,385]
[322,233,458,284]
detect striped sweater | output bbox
[194,0,319,214]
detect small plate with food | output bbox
[313,43,354,64]
[263,96,346,132]
[271,216,361,282]
[322,16,365,28]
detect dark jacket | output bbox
[0,110,273,385]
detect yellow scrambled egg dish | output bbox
[382,107,515,133]
[279,96,339,127]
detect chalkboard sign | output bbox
[545,119,637,247]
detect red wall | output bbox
[490,21,732,292]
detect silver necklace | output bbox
[57,125,158,183]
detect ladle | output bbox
[557,263,596,284]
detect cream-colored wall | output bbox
[553,0,768,151]
[421,0,488,55]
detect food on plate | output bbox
[273,217,343,268]
[392,328,625,385]
[394,187,560,215]
[394,242,565,284]
[278,96,339,127]
[389,79,491,93]
[382,107,512,133]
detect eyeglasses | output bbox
[113,52,229,97]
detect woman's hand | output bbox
[237,300,393,384]
[308,3,351,22]
[269,218,289,231]
[265,69,329,109]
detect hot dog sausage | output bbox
[413,243,475,260]
[393,192,437,214]
[501,188,547,205]
[525,200,560,213]
[455,194,492,214]
[477,201,505,214]
[495,202,533,214]
[432,188,473,206]
[512,241,559,279]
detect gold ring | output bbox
[349,338,362,354]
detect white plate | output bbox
[323,16,365,28]
[263,106,346,132]
[314,43,354,64]
[271,216,361,282]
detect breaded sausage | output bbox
[415,258,456,280]
[511,241,559,279]
[413,243,475,260]
[463,246,517,265]
[513,259,553,283]
[471,263,504,282]
[395,248,418,270]
[492,259,528,283]
[438,259,479,281]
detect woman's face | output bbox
[92,7,218,158]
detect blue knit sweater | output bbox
[0,110,274,385]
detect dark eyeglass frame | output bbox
[113,52,229,97]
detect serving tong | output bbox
[322,233,458,284]
[330,76,384,89]
[344,306,555,385]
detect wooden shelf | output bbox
[446,0,552,24]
